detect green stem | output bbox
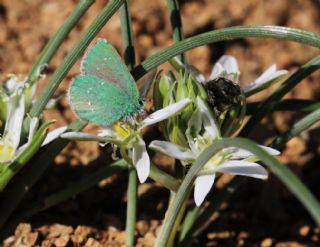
[0,160,127,240]
[0,119,86,230]
[240,55,320,136]
[132,26,320,80]
[120,2,137,246]
[125,167,138,247]
[29,0,125,118]
[27,0,94,88]
[155,138,320,247]
[149,163,180,191]
[166,0,185,62]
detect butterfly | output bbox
[69,39,144,126]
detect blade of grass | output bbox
[29,0,125,118]
[131,26,320,80]
[246,99,320,114]
[156,138,320,247]
[120,1,138,246]
[0,119,86,230]
[240,56,320,136]
[166,0,185,62]
[0,159,127,240]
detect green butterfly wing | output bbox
[69,75,140,125]
[81,39,140,103]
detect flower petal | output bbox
[196,97,220,139]
[194,174,216,206]
[133,136,150,183]
[186,109,202,152]
[140,98,191,128]
[61,132,101,141]
[98,126,118,138]
[217,160,268,179]
[228,145,280,159]
[3,90,25,151]
[209,55,239,80]
[42,126,68,146]
[149,140,194,161]
[243,64,288,94]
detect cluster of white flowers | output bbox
[62,54,287,206]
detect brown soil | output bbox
[1,0,320,246]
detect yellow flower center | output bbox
[113,122,133,139]
[0,142,15,162]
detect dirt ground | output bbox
[0,0,320,246]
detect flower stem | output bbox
[120,2,138,246]
[125,167,138,247]
[166,0,185,62]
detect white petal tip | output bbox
[133,137,150,183]
[136,161,150,183]
[194,174,216,207]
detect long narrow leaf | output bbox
[132,26,320,80]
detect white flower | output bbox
[149,97,280,206]
[242,64,288,96]
[61,98,191,183]
[209,55,287,96]
[183,55,287,96]
[0,77,65,163]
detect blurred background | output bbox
[1,0,320,246]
